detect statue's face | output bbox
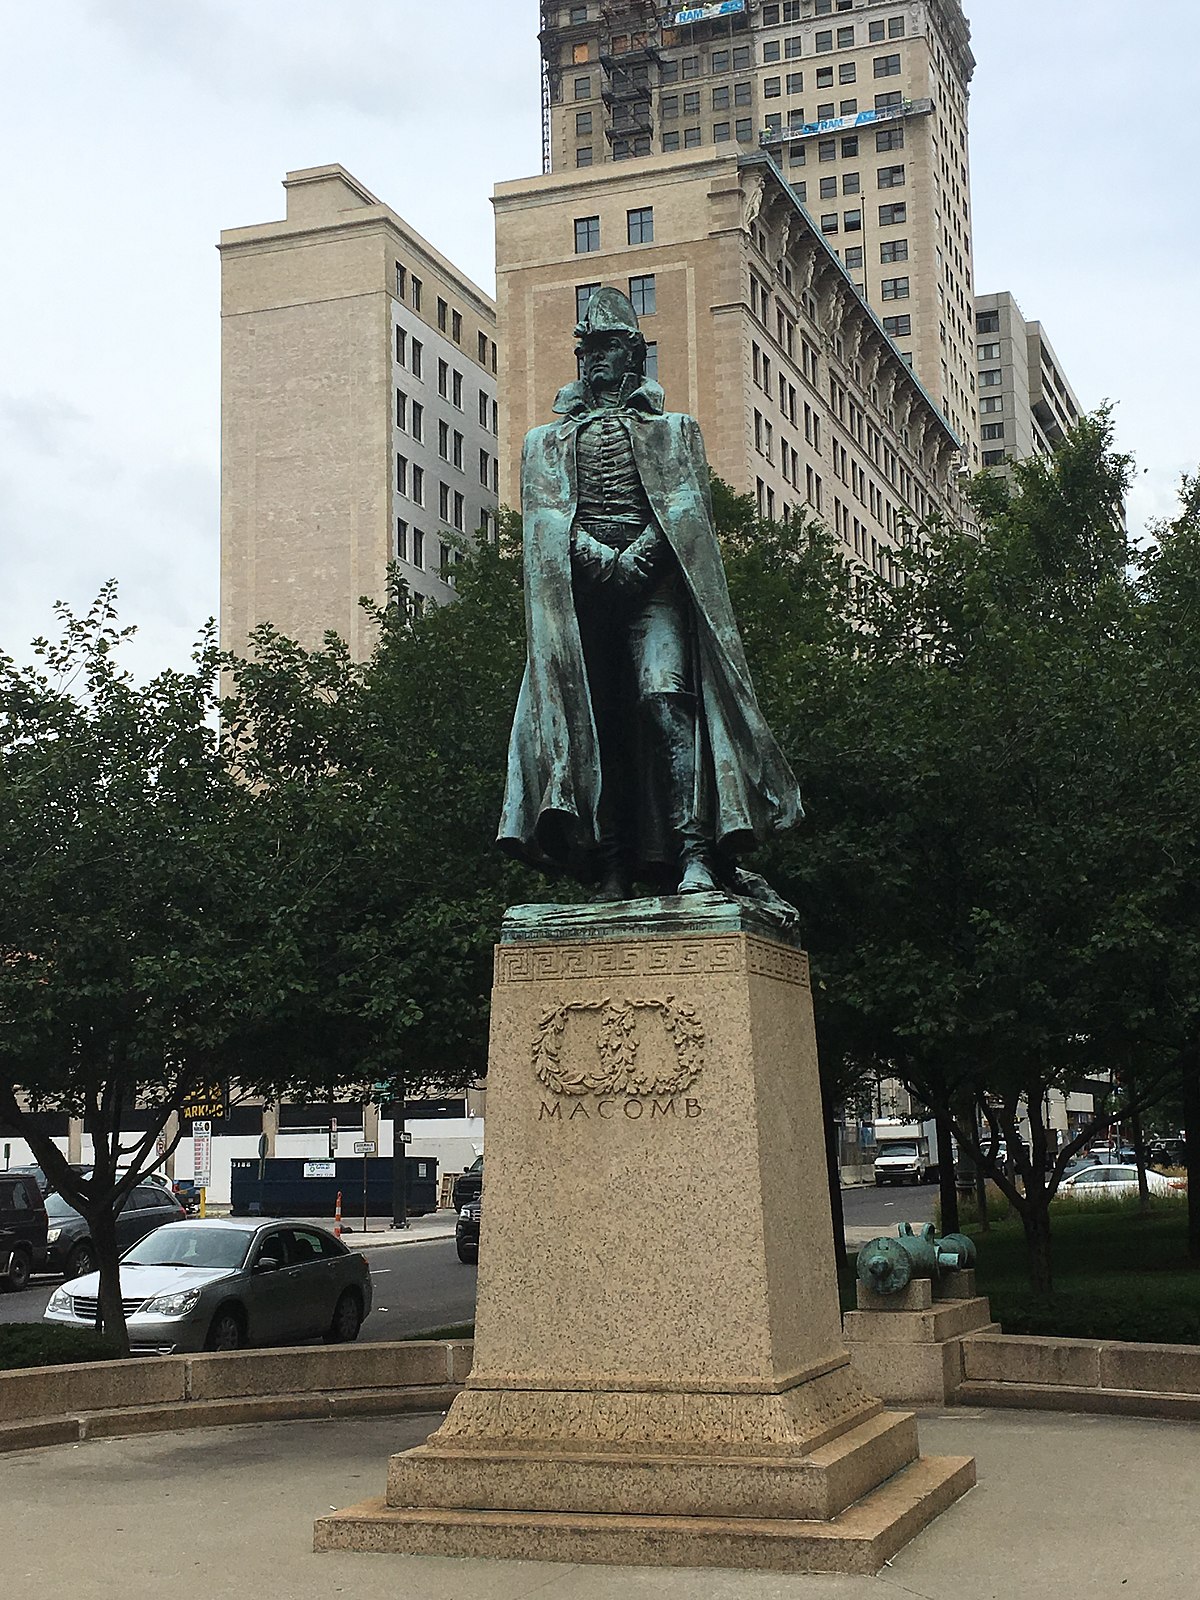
[581,333,637,395]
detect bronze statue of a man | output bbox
[498,288,801,908]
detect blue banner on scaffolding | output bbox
[674,0,746,24]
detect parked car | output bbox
[1059,1163,1184,1200]
[452,1156,483,1211]
[0,1173,49,1290]
[43,1218,373,1353]
[456,1198,481,1264]
[43,1183,187,1279]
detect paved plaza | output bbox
[2,1407,1193,1600]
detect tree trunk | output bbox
[1131,1105,1150,1215]
[935,1113,959,1235]
[820,1070,848,1271]
[1019,1194,1054,1297]
[1183,1066,1200,1263]
[89,1204,130,1357]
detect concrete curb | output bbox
[0,1339,472,1454]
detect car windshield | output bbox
[123,1226,253,1270]
[879,1143,918,1158]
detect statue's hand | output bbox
[612,527,665,595]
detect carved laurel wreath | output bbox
[532,995,705,1098]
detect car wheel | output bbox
[325,1290,362,1344]
[204,1307,243,1352]
[456,1244,478,1265]
[3,1250,31,1292]
[67,1242,96,1279]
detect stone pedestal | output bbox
[316,898,973,1574]
[844,1273,999,1405]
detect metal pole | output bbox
[363,1151,369,1236]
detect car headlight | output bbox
[143,1289,202,1317]
[47,1227,61,1243]
[460,1206,473,1218]
[47,1287,72,1313]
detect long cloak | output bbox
[497,379,802,878]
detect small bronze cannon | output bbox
[856,1222,978,1296]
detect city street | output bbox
[1,1187,931,1347]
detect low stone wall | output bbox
[0,1340,472,1452]
[957,1333,1200,1420]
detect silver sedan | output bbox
[43,1218,372,1353]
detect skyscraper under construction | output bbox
[538,1,979,461]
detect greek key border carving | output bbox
[495,934,808,989]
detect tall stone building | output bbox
[219,165,500,660]
[494,148,965,579]
[973,291,1083,472]
[539,0,978,461]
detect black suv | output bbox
[452,1157,483,1212]
[0,1174,49,1290]
[455,1198,480,1264]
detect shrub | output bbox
[0,1322,122,1371]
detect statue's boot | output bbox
[644,692,718,895]
[592,832,632,901]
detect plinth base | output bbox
[315,1451,975,1576]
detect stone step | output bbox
[957,1380,1200,1422]
[385,1409,920,1523]
[314,1451,976,1576]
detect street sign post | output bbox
[329,1118,338,1159]
[354,1140,376,1233]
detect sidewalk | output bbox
[2,1406,1194,1599]
[204,1207,459,1248]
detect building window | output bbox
[880,238,908,262]
[662,130,680,151]
[576,110,593,135]
[661,92,679,118]
[714,120,731,141]
[411,527,424,568]
[785,34,802,59]
[712,84,730,110]
[818,138,836,161]
[437,297,448,331]
[815,31,833,52]
[836,26,854,46]
[882,315,911,338]
[981,422,1006,441]
[878,164,906,187]
[977,341,1001,361]
[842,171,860,194]
[683,90,701,115]
[735,118,753,142]
[438,358,449,398]
[681,54,699,78]
[845,245,864,269]
[843,208,862,231]
[733,45,751,69]
[438,419,450,459]
[879,202,906,225]
[874,54,902,77]
[411,401,423,442]
[839,62,856,84]
[980,395,1004,414]
[453,430,464,470]
[452,370,463,408]
[395,518,408,562]
[619,204,652,248]
[451,310,462,344]
[477,331,488,364]
[869,19,885,41]
[791,178,806,200]
[574,74,591,98]
[976,310,1001,333]
[817,66,834,88]
[820,213,839,234]
[644,341,658,381]
[569,4,587,20]
[980,369,1003,388]
[734,80,752,105]
[982,449,1006,467]
[841,134,858,156]
[411,276,422,312]
[395,326,406,364]
[411,465,424,506]
[684,125,702,147]
[787,71,803,94]
[628,274,656,316]
[762,2,779,19]
[712,48,729,71]
[889,16,906,38]
[881,276,909,299]
[396,454,408,496]
[764,40,781,63]
[576,283,601,324]
[820,176,837,199]
[396,389,407,430]
[877,126,904,151]
[574,215,600,253]
[394,263,407,300]
[453,491,465,532]
[764,76,781,98]
[439,481,450,521]
[411,338,423,378]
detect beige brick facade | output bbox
[219,166,498,661]
[495,149,964,580]
[974,291,1083,475]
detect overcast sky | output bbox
[1,1,1195,677]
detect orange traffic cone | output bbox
[334,1189,343,1238]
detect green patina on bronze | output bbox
[497,287,802,915]
[856,1224,979,1295]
